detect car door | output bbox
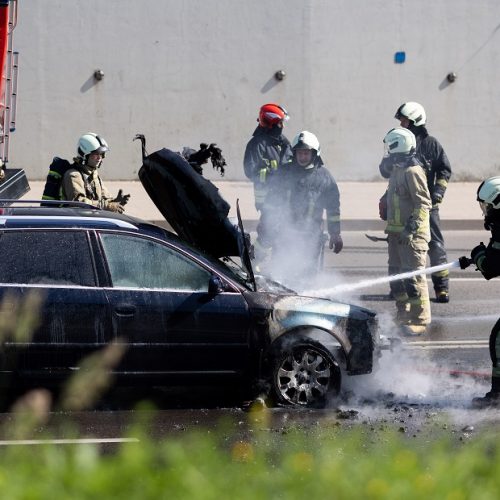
[0,229,110,379]
[98,231,252,380]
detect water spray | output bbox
[307,257,472,297]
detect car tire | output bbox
[270,342,341,408]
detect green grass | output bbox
[0,412,498,500]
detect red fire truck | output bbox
[0,0,28,198]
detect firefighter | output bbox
[243,103,292,266]
[382,127,432,336]
[381,102,452,303]
[62,133,130,213]
[264,130,342,285]
[461,177,500,407]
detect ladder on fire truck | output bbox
[0,0,28,199]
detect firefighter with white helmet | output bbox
[459,176,500,407]
[382,127,432,336]
[62,133,130,213]
[381,102,452,303]
[262,130,342,286]
[243,104,292,267]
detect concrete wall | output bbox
[9,0,500,181]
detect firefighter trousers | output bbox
[429,207,449,293]
[387,233,431,326]
[489,318,500,386]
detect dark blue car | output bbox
[0,200,382,408]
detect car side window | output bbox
[100,233,211,291]
[0,230,96,286]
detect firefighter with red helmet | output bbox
[244,104,292,266]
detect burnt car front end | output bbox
[241,282,382,407]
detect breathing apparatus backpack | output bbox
[41,157,72,206]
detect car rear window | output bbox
[0,230,96,286]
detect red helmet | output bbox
[258,103,289,128]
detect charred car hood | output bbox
[270,293,375,322]
[245,291,376,334]
[139,147,255,287]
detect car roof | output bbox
[0,202,167,236]
[0,200,229,261]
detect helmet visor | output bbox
[394,104,405,120]
[92,145,109,156]
[479,201,490,215]
[279,106,290,121]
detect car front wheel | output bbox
[271,343,340,408]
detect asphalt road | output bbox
[1,229,498,446]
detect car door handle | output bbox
[113,305,137,317]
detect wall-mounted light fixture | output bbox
[94,69,105,81]
[446,72,457,83]
[274,70,286,81]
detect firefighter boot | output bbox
[399,324,427,336]
[435,289,450,303]
[395,301,410,325]
[471,376,500,408]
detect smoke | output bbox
[262,229,334,291]
[338,315,492,425]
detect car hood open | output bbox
[138,147,256,289]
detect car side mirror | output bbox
[208,275,225,295]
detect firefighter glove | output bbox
[471,242,487,266]
[329,233,343,254]
[432,185,446,205]
[458,256,472,269]
[114,189,130,206]
[106,201,125,214]
[398,230,413,246]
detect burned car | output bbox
[0,148,381,408]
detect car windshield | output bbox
[212,256,253,289]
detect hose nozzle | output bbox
[458,256,472,269]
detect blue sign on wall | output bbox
[394,51,406,64]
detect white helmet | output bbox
[291,130,321,155]
[383,127,416,155]
[77,133,109,161]
[477,176,500,213]
[395,102,427,127]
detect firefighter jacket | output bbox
[62,162,113,210]
[472,217,500,280]
[384,155,431,250]
[380,126,451,205]
[243,126,292,208]
[266,159,341,237]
